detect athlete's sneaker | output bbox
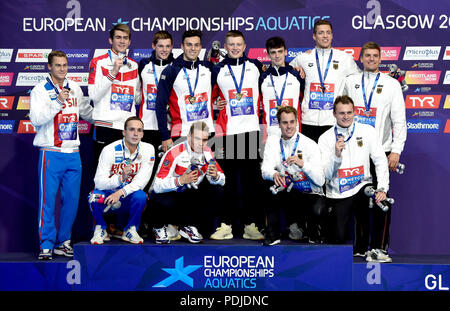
[153,226,170,244]
[121,226,144,244]
[288,223,304,240]
[90,225,109,245]
[167,224,181,241]
[38,249,52,260]
[353,251,370,258]
[243,223,264,240]
[53,240,74,257]
[366,249,392,263]
[210,223,233,240]
[262,234,281,246]
[179,226,203,243]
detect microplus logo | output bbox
[406,119,441,133]
[403,46,441,60]
[0,49,14,62]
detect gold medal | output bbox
[364,110,371,117]
[188,96,196,104]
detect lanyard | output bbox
[152,62,159,87]
[227,61,246,98]
[46,77,69,96]
[280,133,300,162]
[334,123,355,142]
[315,49,333,92]
[361,72,380,112]
[270,72,288,107]
[122,140,139,165]
[182,66,200,100]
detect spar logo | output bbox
[0,49,14,62]
[16,49,52,62]
[380,47,401,61]
[67,73,89,86]
[403,46,441,60]
[248,48,271,63]
[17,120,36,133]
[0,96,14,110]
[405,95,441,109]
[406,119,441,133]
[334,47,361,60]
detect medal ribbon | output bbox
[227,61,246,99]
[315,49,333,92]
[280,133,300,162]
[361,72,380,113]
[270,72,288,107]
[334,123,356,142]
[183,66,200,100]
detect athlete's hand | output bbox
[162,139,173,152]
[180,170,199,185]
[375,191,387,204]
[207,164,218,179]
[387,153,400,171]
[111,58,124,77]
[57,88,70,103]
[273,172,286,187]
[121,164,133,183]
[286,156,304,168]
[335,137,345,158]
[216,99,227,111]
[105,190,123,206]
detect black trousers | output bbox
[262,180,327,240]
[369,152,392,251]
[300,124,333,143]
[148,182,224,237]
[214,131,265,232]
[327,186,370,253]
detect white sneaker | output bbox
[288,223,304,240]
[90,225,109,245]
[366,249,392,263]
[153,226,170,244]
[179,226,203,243]
[167,224,181,241]
[122,226,144,244]
[210,223,233,240]
[53,240,74,257]
[243,223,264,240]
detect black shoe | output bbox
[262,236,281,246]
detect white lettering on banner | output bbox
[352,14,435,30]
[23,18,106,32]
[66,0,81,20]
[366,262,381,285]
[425,274,449,291]
[365,0,381,25]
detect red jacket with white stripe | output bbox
[88,49,141,130]
[152,140,225,193]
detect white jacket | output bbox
[30,74,93,151]
[318,122,389,199]
[290,48,359,126]
[343,71,407,154]
[88,50,141,130]
[94,139,155,197]
[153,140,225,193]
[261,131,325,194]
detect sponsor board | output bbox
[444,95,450,109]
[17,120,36,133]
[380,47,401,61]
[286,48,312,62]
[406,119,441,133]
[16,72,47,86]
[61,49,90,63]
[16,96,30,110]
[443,71,450,85]
[248,48,271,63]
[405,95,441,109]
[0,120,15,133]
[0,72,14,86]
[15,49,52,62]
[443,46,450,60]
[0,49,14,62]
[0,96,14,110]
[403,46,441,60]
[405,71,441,85]
[334,47,361,60]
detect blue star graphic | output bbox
[153,256,202,288]
[113,18,129,26]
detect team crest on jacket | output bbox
[308,63,314,67]
[356,137,363,147]
[297,150,303,160]
[333,61,339,70]
[376,85,383,94]
[354,84,360,89]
